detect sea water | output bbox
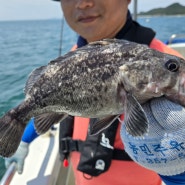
[0,15,185,179]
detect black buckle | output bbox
[60,137,80,155]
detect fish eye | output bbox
[165,59,179,72]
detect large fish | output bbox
[0,39,185,157]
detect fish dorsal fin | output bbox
[88,39,129,47]
[24,66,46,95]
[88,39,117,47]
[34,113,68,134]
[124,93,149,137]
[89,115,120,135]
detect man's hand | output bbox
[5,141,29,174]
[120,97,185,176]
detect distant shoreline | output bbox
[137,14,185,18]
[137,3,185,17]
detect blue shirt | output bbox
[21,118,39,143]
[160,173,185,185]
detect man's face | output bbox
[61,0,130,42]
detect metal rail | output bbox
[0,162,16,185]
[133,0,138,21]
[167,34,185,44]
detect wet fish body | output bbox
[1,39,185,157]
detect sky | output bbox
[0,0,185,21]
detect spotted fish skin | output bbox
[1,38,185,157]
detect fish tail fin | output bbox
[0,111,26,157]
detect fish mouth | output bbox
[144,82,163,97]
[164,74,185,107]
[177,74,185,105]
[179,74,185,94]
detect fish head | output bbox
[162,54,185,106]
[119,48,185,105]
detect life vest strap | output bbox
[60,136,132,161]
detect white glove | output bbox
[120,97,185,176]
[5,141,29,174]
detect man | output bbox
[5,0,184,184]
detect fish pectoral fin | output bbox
[124,93,149,137]
[89,115,120,135]
[34,112,68,134]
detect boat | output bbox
[0,125,75,185]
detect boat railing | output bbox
[0,162,16,185]
[167,34,185,45]
[166,33,185,58]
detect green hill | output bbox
[139,3,185,16]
